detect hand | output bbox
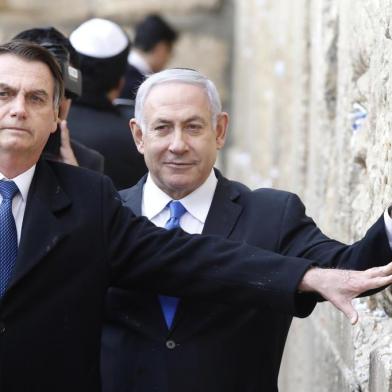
[299,262,392,324]
[59,120,79,166]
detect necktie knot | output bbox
[0,180,19,201]
[168,200,186,220]
[165,201,186,231]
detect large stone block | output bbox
[369,347,392,392]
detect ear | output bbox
[58,99,71,121]
[50,106,60,134]
[215,112,229,150]
[130,118,145,154]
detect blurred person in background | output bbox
[118,14,178,103]
[13,27,104,173]
[68,18,147,190]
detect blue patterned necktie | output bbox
[159,200,187,329]
[0,180,19,297]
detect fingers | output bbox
[331,298,358,325]
[59,120,79,166]
[360,274,392,292]
[349,308,358,325]
[60,120,71,145]
[363,261,392,278]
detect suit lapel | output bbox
[171,172,244,337]
[120,175,145,216]
[202,173,243,238]
[6,160,72,294]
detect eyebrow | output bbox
[152,118,172,124]
[29,90,50,100]
[152,116,207,123]
[0,83,13,91]
[185,116,206,122]
[183,116,208,125]
[0,83,49,100]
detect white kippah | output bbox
[70,18,128,58]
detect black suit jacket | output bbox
[101,171,392,392]
[1,161,319,392]
[119,64,145,101]
[71,139,105,173]
[68,95,147,190]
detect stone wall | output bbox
[230,0,392,391]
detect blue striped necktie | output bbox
[159,200,187,329]
[0,180,19,297]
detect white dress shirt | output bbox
[142,170,218,234]
[0,165,36,245]
[128,50,152,77]
[384,208,392,248]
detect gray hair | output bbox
[134,68,222,131]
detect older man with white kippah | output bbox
[68,18,147,190]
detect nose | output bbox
[9,95,27,120]
[168,128,188,154]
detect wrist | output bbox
[298,267,322,293]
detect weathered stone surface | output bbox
[168,34,229,102]
[230,0,392,391]
[369,346,392,392]
[280,304,360,392]
[5,0,221,17]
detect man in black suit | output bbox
[118,14,178,103]
[68,18,147,189]
[101,68,392,392]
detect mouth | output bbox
[164,162,196,168]
[1,126,30,133]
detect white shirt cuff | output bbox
[383,207,392,249]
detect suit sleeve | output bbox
[101,177,315,317]
[278,193,392,270]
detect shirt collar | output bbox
[143,170,218,224]
[0,165,36,202]
[180,171,217,224]
[128,50,153,76]
[143,175,172,220]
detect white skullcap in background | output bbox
[70,18,129,58]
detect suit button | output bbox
[165,340,176,349]
[0,322,5,334]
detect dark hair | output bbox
[77,46,129,95]
[134,14,178,52]
[0,40,64,108]
[13,27,80,69]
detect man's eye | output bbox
[0,91,9,98]
[186,123,202,131]
[30,95,44,103]
[154,125,169,131]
